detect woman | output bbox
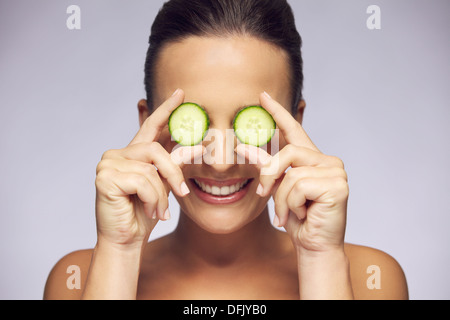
[44,0,408,299]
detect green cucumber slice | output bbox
[168,102,210,146]
[233,106,276,147]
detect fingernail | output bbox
[164,208,171,220]
[180,181,190,196]
[256,183,264,196]
[152,211,157,220]
[171,88,180,97]
[273,215,280,227]
[263,91,272,99]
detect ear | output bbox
[137,99,150,127]
[294,99,306,125]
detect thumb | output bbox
[164,144,206,196]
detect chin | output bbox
[177,198,267,235]
[194,209,257,235]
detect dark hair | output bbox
[144,0,303,115]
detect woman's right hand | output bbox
[94,89,203,249]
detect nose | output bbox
[202,127,239,172]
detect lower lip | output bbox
[190,179,253,205]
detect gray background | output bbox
[0,0,448,300]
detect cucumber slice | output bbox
[233,106,276,147]
[168,102,210,146]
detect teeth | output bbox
[211,186,220,195]
[194,179,249,196]
[220,186,230,195]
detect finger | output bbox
[234,144,275,196]
[285,177,348,221]
[108,159,170,220]
[237,144,341,197]
[234,143,272,167]
[170,144,206,167]
[160,144,206,197]
[285,179,310,222]
[129,89,185,145]
[268,174,285,227]
[104,169,159,220]
[260,92,319,152]
[151,174,170,221]
[284,210,303,241]
[275,168,335,225]
[266,146,343,197]
[271,169,304,226]
[119,143,205,197]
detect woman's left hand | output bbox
[236,92,349,254]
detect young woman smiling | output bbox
[44,0,408,300]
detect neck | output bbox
[172,206,280,268]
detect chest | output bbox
[137,262,299,300]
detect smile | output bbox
[190,177,253,205]
[193,178,251,196]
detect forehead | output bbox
[153,36,291,111]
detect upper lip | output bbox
[191,177,252,187]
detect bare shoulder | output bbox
[43,236,171,300]
[43,248,93,300]
[344,243,409,300]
